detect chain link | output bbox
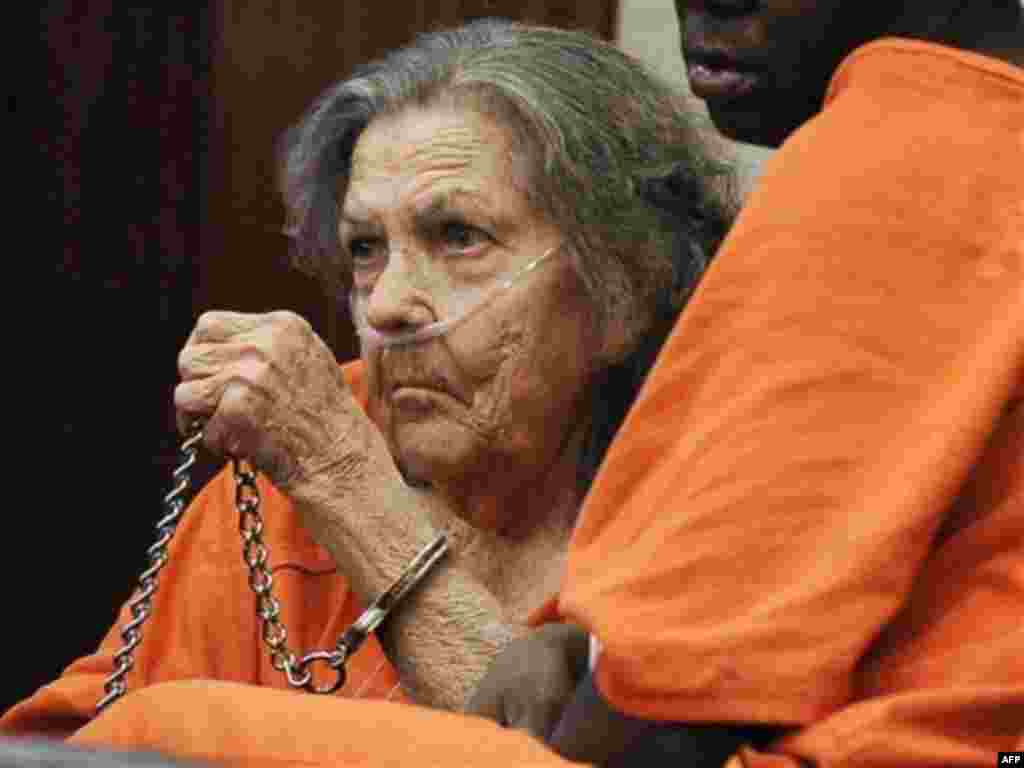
[97,424,448,713]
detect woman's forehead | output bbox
[343,107,521,221]
[353,108,502,172]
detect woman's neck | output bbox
[424,423,586,622]
[434,493,574,624]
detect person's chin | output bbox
[704,100,795,148]
[388,401,480,484]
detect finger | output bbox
[174,376,223,436]
[202,378,272,461]
[178,341,261,381]
[189,311,266,344]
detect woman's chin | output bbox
[390,422,484,488]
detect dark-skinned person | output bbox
[1,19,736,765]
[466,1,1024,767]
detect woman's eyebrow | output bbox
[337,209,381,234]
[411,190,496,229]
[337,189,380,227]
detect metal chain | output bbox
[233,457,349,694]
[98,424,448,713]
[97,425,204,712]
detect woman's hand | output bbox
[464,623,589,740]
[175,310,377,492]
[173,310,564,712]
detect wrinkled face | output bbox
[340,105,599,498]
[676,0,902,145]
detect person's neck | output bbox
[425,427,585,622]
[895,2,1024,68]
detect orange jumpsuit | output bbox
[559,38,1024,767]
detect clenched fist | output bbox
[174,310,376,492]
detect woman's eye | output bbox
[440,221,488,251]
[348,238,379,263]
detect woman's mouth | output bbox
[391,386,446,415]
[390,378,465,408]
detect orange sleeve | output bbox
[559,38,1024,734]
[731,402,1024,766]
[1,359,403,737]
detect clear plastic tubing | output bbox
[350,245,561,352]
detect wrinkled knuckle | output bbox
[270,309,306,331]
[196,310,220,333]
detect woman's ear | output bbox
[596,327,636,368]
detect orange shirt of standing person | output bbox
[536,3,1024,767]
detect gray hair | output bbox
[281,18,734,362]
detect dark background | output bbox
[15,0,616,718]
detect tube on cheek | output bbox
[350,245,562,354]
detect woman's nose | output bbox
[362,258,436,332]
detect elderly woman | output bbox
[2,19,732,741]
